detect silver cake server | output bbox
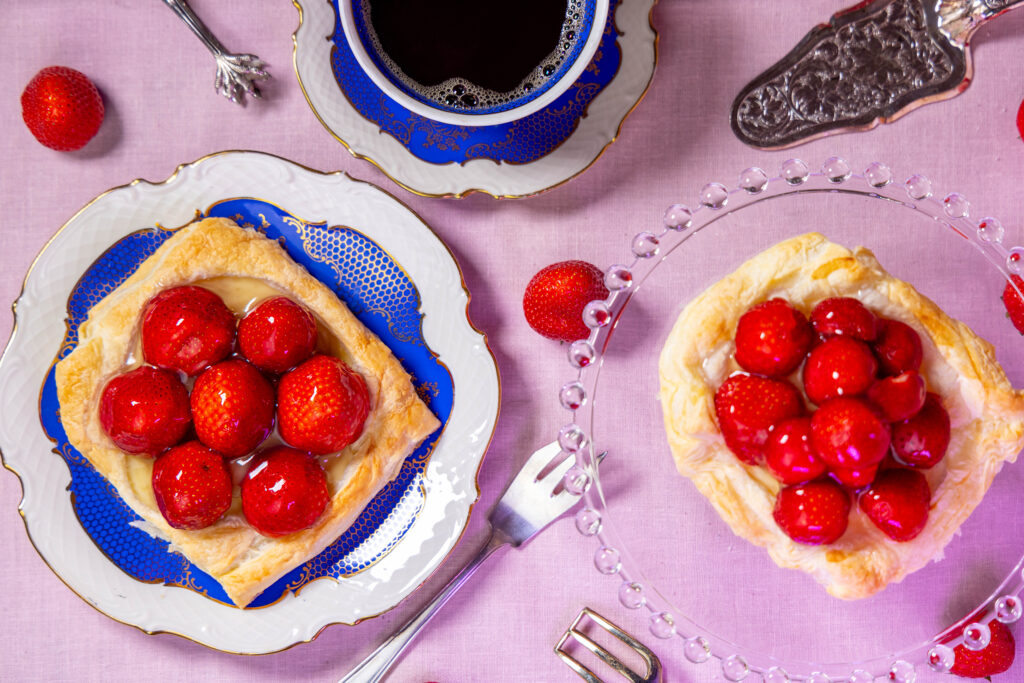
[731,0,1024,149]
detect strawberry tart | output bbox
[658,232,1024,599]
[55,217,440,607]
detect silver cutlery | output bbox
[731,0,1024,149]
[556,607,664,683]
[340,441,604,683]
[160,0,270,104]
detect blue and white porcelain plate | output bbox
[0,151,499,653]
[294,0,658,198]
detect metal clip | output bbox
[555,608,663,683]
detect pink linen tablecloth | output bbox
[2,2,1024,681]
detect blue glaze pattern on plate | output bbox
[348,0,598,117]
[328,0,622,165]
[39,199,452,608]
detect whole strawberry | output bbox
[277,355,370,454]
[773,479,851,545]
[190,358,275,457]
[21,66,104,151]
[99,365,191,456]
[241,445,329,537]
[734,298,813,377]
[151,440,232,530]
[238,296,318,373]
[950,620,1016,678]
[142,286,237,376]
[523,260,609,343]
[713,373,804,465]
[1003,275,1024,335]
[859,467,930,542]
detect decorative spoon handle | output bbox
[160,0,270,104]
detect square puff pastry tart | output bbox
[55,217,441,607]
[658,232,1024,600]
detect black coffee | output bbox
[364,0,583,111]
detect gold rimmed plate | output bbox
[292,0,658,198]
[0,150,499,654]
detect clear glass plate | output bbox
[561,158,1024,681]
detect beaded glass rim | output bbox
[556,157,1024,682]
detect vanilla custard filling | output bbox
[122,276,373,521]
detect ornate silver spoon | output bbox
[160,0,270,104]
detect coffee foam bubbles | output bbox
[360,0,590,114]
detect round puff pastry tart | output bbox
[658,232,1024,600]
[55,217,441,608]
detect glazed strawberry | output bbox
[892,392,951,469]
[241,445,329,537]
[1003,274,1024,335]
[772,479,851,545]
[859,468,931,542]
[142,286,237,376]
[829,463,878,489]
[277,355,370,454]
[714,373,804,465]
[867,370,927,422]
[802,336,878,405]
[523,260,610,342]
[99,365,191,455]
[950,620,1016,678]
[810,397,891,469]
[809,297,879,341]
[872,319,923,376]
[190,359,275,457]
[151,440,232,530]
[733,299,814,377]
[765,417,826,485]
[238,296,318,373]
[21,66,104,151]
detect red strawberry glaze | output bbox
[1002,274,1024,335]
[238,296,318,374]
[866,370,927,422]
[858,468,931,542]
[802,336,878,405]
[713,373,805,465]
[152,440,232,530]
[872,319,923,376]
[829,463,879,490]
[772,479,851,545]
[99,365,191,456]
[190,358,275,457]
[733,299,814,377]
[141,285,237,376]
[810,397,891,469]
[809,297,879,341]
[277,355,370,455]
[765,417,826,485]
[241,445,329,537]
[892,393,951,469]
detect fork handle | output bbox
[339,530,508,683]
[160,0,228,56]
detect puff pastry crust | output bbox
[658,233,1024,600]
[56,217,441,607]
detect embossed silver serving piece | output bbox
[731,0,1023,149]
[160,0,270,104]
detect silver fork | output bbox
[160,0,270,104]
[340,441,603,683]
